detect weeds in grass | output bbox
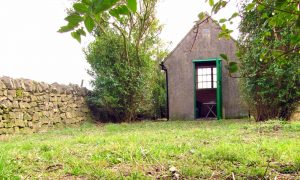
[0,153,19,179]
[0,120,299,178]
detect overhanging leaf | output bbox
[73,3,89,14]
[209,0,214,6]
[219,18,227,23]
[65,14,83,24]
[228,62,238,73]
[218,28,233,39]
[109,9,119,18]
[220,0,227,7]
[220,54,228,61]
[246,3,255,11]
[229,12,239,20]
[212,1,222,14]
[221,24,227,30]
[127,0,137,13]
[93,0,119,14]
[84,15,95,33]
[58,23,79,33]
[257,4,264,11]
[76,28,86,36]
[82,0,92,5]
[71,31,81,43]
[110,5,130,17]
[235,51,242,58]
[198,12,206,20]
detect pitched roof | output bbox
[163,15,237,65]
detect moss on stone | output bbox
[16,89,23,98]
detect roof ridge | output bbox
[163,14,236,65]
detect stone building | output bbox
[161,16,248,120]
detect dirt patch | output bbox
[111,164,133,177]
[0,134,12,141]
[46,164,63,172]
[274,173,300,180]
[145,165,169,179]
[61,174,88,180]
[110,164,175,179]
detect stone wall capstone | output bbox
[0,76,91,135]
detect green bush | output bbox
[238,0,300,121]
[85,32,166,122]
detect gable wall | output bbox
[164,18,248,119]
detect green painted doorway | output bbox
[193,58,222,120]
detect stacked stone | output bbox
[291,103,300,121]
[0,77,91,135]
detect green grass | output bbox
[0,119,300,179]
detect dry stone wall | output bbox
[291,103,300,121]
[0,76,91,135]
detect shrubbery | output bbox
[238,1,300,121]
[85,32,166,122]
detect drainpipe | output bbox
[160,62,169,120]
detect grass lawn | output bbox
[0,119,300,179]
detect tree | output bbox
[237,0,300,121]
[199,0,300,74]
[61,0,167,122]
[85,32,151,122]
[197,0,300,121]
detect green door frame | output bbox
[193,58,222,120]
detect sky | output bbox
[0,0,239,89]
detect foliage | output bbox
[1,120,300,178]
[85,31,166,122]
[0,153,18,179]
[201,0,300,74]
[238,0,300,121]
[150,52,168,119]
[85,32,135,122]
[201,0,300,121]
[61,0,167,122]
[59,0,129,41]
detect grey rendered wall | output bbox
[164,18,248,119]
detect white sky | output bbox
[0,0,239,89]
